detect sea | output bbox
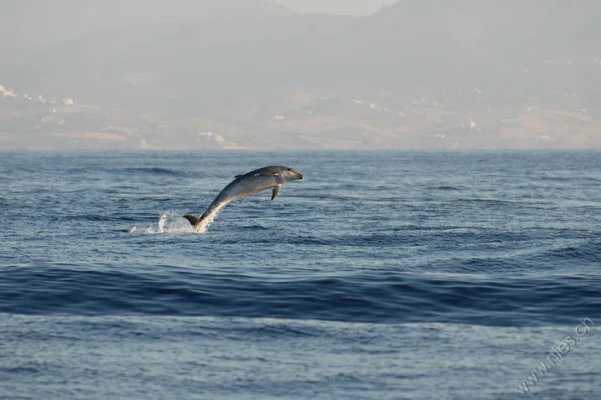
[1,151,600,399]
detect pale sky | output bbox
[267,0,398,16]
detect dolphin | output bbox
[184,166,304,232]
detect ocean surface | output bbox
[1,151,600,399]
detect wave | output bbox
[1,265,599,326]
[122,167,188,177]
[428,185,464,191]
[454,197,550,205]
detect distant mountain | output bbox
[0,0,292,49]
[0,11,353,113]
[340,0,601,89]
[2,0,601,150]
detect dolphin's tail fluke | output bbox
[183,214,202,227]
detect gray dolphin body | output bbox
[184,166,304,231]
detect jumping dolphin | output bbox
[184,166,304,232]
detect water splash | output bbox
[127,203,228,234]
[194,204,226,233]
[128,211,194,234]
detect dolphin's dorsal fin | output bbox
[271,184,281,200]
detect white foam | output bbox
[128,211,195,234]
[193,204,226,233]
[127,206,229,234]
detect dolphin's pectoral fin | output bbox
[183,214,202,226]
[271,185,281,200]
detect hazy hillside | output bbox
[0,0,291,49]
[2,0,601,150]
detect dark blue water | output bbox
[1,151,600,399]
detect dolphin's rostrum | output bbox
[184,166,304,232]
